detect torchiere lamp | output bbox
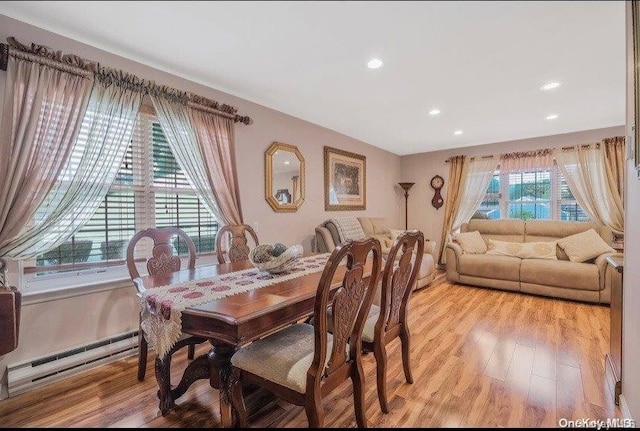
[398,182,415,230]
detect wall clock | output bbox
[430,175,444,209]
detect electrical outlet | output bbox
[252,222,259,232]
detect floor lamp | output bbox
[398,182,415,230]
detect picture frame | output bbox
[633,1,640,172]
[324,146,366,211]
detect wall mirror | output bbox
[265,142,305,212]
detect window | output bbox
[30,113,219,272]
[478,166,588,222]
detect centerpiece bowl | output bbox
[249,243,303,274]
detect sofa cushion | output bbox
[520,259,600,291]
[453,231,488,254]
[557,228,615,263]
[524,220,611,260]
[487,239,557,260]
[326,222,341,246]
[458,254,521,281]
[525,220,602,241]
[359,217,390,236]
[464,219,526,245]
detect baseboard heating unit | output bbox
[6,331,138,396]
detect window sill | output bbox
[22,275,133,306]
[21,254,218,306]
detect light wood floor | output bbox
[0,275,621,427]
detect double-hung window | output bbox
[479,165,588,221]
[25,112,219,287]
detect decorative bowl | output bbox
[249,244,303,274]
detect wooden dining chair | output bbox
[228,237,382,428]
[363,230,424,414]
[126,227,207,381]
[215,224,259,264]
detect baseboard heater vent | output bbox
[7,330,139,397]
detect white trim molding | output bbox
[620,395,635,422]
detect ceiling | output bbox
[0,1,626,155]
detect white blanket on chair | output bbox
[329,217,366,242]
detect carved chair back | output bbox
[378,230,424,338]
[215,224,259,264]
[309,237,382,393]
[364,229,424,413]
[125,227,199,382]
[126,227,196,291]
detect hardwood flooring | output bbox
[0,274,621,427]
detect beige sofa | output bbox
[445,219,621,304]
[314,217,437,289]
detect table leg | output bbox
[155,354,173,416]
[207,339,238,428]
[154,337,209,416]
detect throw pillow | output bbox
[486,239,524,257]
[557,228,615,263]
[487,239,557,260]
[453,231,487,254]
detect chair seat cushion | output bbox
[361,305,381,343]
[231,324,333,393]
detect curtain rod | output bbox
[444,137,624,163]
[0,38,253,125]
[445,155,494,163]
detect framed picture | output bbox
[633,1,640,172]
[324,146,366,211]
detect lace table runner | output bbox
[141,253,331,357]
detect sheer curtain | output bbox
[555,145,624,234]
[0,52,94,255]
[438,156,497,265]
[1,69,144,258]
[451,157,499,232]
[150,91,243,226]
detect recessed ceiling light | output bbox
[429,109,441,116]
[546,114,558,120]
[540,81,561,91]
[284,160,290,165]
[367,58,383,69]
[454,130,463,135]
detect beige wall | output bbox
[623,2,640,420]
[400,125,625,262]
[0,13,403,388]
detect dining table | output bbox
[134,252,375,428]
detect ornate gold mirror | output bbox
[265,142,305,212]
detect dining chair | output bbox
[126,227,207,381]
[215,224,259,264]
[228,237,382,428]
[363,230,424,414]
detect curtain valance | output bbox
[500,148,554,172]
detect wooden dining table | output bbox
[135,253,372,427]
